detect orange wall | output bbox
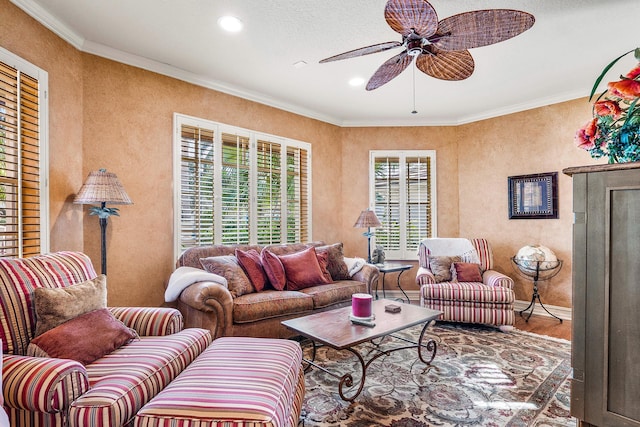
[1,0,604,309]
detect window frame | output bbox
[0,47,49,257]
[369,150,437,261]
[173,113,312,260]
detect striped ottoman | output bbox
[134,337,305,427]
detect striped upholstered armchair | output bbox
[416,238,515,331]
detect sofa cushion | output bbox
[27,308,137,365]
[279,247,331,291]
[68,328,211,426]
[261,250,287,291]
[0,252,97,355]
[133,336,303,427]
[232,291,314,323]
[200,255,255,297]
[315,250,333,283]
[421,281,515,303]
[316,243,351,280]
[235,248,270,291]
[33,275,107,336]
[428,255,461,283]
[300,280,366,309]
[451,262,483,282]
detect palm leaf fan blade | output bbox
[384,0,438,37]
[319,41,402,63]
[416,48,475,81]
[433,9,535,51]
[366,51,413,90]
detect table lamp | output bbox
[353,208,382,263]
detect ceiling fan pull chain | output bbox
[412,61,418,114]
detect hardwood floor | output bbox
[514,313,571,341]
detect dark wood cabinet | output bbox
[564,163,640,427]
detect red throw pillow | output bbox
[261,250,287,291]
[452,262,483,282]
[236,249,270,291]
[279,246,331,291]
[27,308,136,365]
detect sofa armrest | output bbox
[482,269,514,289]
[178,281,234,339]
[352,264,379,294]
[108,307,184,336]
[3,354,89,413]
[415,266,436,286]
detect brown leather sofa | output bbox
[174,242,379,339]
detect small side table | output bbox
[375,263,413,303]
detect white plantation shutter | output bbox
[0,50,48,258]
[179,125,215,247]
[285,145,309,243]
[174,114,311,256]
[255,137,282,244]
[221,131,250,244]
[370,150,436,260]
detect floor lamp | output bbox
[74,169,132,275]
[353,208,382,264]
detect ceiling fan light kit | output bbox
[320,0,535,91]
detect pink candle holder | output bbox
[352,293,373,318]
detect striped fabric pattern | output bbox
[69,328,211,426]
[133,337,304,427]
[483,270,514,289]
[420,299,515,326]
[0,252,96,355]
[416,239,515,328]
[421,281,515,303]
[2,354,89,418]
[470,238,493,271]
[109,307,184,336]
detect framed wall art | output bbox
[508,172,558,219]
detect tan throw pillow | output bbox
[200,255,254,297]
[316,243,350,280]
[27,308,136,365]
[34,275,107,337]
[428,256,461,283]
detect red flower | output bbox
[594,100,622,118]
[574,118,599,150]
[625,63,640,79]
[607,78,640,99]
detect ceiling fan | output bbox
[320,0,535,91]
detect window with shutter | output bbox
[174,114,311,257]
[0,48,48,257]
[370,150,436,260]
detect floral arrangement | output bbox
[575,48,640,163]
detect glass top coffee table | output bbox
[282,299,442,401]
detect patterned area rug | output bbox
[300,322,573,426]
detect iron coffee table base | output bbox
[302,320,437,402]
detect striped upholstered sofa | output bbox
[0,252,212,426]
[416,238,515,331]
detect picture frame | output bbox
[508,172,558,219]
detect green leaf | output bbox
[635,47,640,62]
[589,49,635,101]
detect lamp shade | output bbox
[353,209,381,228]
[74,169,133,205]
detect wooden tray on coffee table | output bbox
[282,299,442,401]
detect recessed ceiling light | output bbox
[218,16,243,32]
[293,61,308,69]
[349,77,365,87]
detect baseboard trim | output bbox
[377,290,572,321]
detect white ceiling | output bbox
[11,0,640,127]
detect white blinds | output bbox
[371,150,436,260]
[175,114,311,254]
